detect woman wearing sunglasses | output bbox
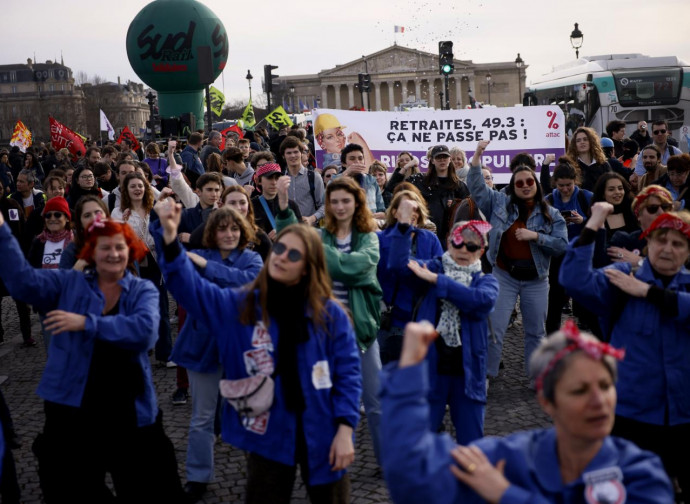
[152,199,361,503]
[467,141,567,381]
[386,202,498,444]
[608,185,673,265]
[28,196,75,348]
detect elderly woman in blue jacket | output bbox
[0,213,185,503]
[560,203,690,500]
[156,207,262,502]
[153,198,361,503]
[386,200,498,444]
[380,320,673,504]
[467,141,567,379]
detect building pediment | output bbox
[319,45,473,79]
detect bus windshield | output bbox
[613,68,682,106]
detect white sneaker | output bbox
[166,360,178,368]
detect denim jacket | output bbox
[467,164,567,279]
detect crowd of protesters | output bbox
[0,117,687,503]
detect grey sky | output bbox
[4,0,689,104]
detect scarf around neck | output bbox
[37,228,73,246]
[436,252,482,347]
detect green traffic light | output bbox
[442,64,452,74]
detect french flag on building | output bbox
[394,26,405,33]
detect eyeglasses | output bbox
[450,241,482,252]
[514,178,535,188]
[272,241,303,262]
[645,203,672,214]
[79,174,94,180]
[653,129,667,135]
[44,212,65,219]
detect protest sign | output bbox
[49,117,86,158]
[313,106,565,184]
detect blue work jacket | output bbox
[560,239,690,426]
[155,234,362,486]
[467,164,567,279]
[0,223,160,427]
[386,223,498,403]
[380,362,673,504]
[166,242,263,373]
[377,225,443,328]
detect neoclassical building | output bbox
[275,45,527,112]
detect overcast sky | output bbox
[4,0,689,105]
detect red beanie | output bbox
[42,196,72,220]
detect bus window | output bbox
[613,68,682,106]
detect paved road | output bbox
[0,298,550,503]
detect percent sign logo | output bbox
[546,111,559,129]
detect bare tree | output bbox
[75,71,89,86]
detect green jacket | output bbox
[321,228,382,351]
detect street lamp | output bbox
[570,23,584,59]
[246,69,253,101]
[515,53,524,105]
[289,84,296,113]
[486,73,493,105]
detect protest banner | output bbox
[219,124,243,150]
[49,117,86,158]
[313,106,565,184]
[10,120,32,152]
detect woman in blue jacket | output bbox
[377,189,443,365]
[560,203,690,500]
[163,207,262,501]
[0,214,185,503]
[467,141,567,379]
[380,320,672,504]
[386,201,498,444]
[153,198,361,504]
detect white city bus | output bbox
[523,54,690,144]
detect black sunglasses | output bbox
[44,212,65,219]
[653,129,667,135]
[272,242,303,262]
[645,203,672,214]
[450,241,481,252]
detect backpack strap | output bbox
[307,169,317,210]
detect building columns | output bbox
[321,86,328,109]
[388,81,395,110]
[374,83,382,111]
[348,84,355,109]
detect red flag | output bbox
[117,126,141,151]
[49,117,86,159]
[219,124,244,150]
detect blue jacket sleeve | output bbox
[0,223,63,312]
[380,362,468,504]
[559,239,618,316]
[436,273,498,318]
[200,250,263,288]
[151,221,239,323]
[535,208,568,257]
[83,279,159,351]
[467,163,506,219]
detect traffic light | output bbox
[439,41,454,75]
[358,73,371,92]
[263,64,279,93]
